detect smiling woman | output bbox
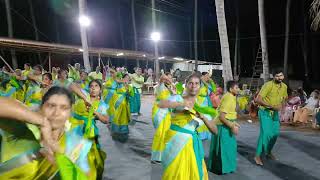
[158,74,217,180]
[0,87,98,179]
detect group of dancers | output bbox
[150,67,288,179]
[0,63,144,179]
[0,61,288,180]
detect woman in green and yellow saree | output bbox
[196,72,216,140]
[70,79,109,137]
[103,68,117,102]
[24,65,48,111]
[102,68,117,122]
[151,73,175,162]
[158,74,218,180]
[110,74,133,136]
[70,79,109,179]
[53,69,73,88]
[0,69,24,101]
[79,70,90,92]
[0,87,96,179]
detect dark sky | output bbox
[0,0,319,85]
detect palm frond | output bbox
[310,0,320,30]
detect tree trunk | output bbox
[194,0,198,70]
[233,0,240,78]
[201,15,206,60]
[118,2,127,67]
[234,23,239,79]
[258,0,270,82]
[5,0,18,69]
[301,0,309,83]
[283,0,291,79]
[215,0,233,88]
[188,19,193,59]
[131,0,139,67]
[28,0,41,63]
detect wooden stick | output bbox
[0,55,15,72]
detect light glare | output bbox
[116,52,124,56]
[151,32,161,42]
[79,15,91,27]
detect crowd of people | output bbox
[0,62,146,179]
[235,81,320,129]
[0,62,318,179]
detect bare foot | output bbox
[254,156,263,166]
[266,153,278,160]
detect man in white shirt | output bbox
[89,66,103,80]
[130,67,144,115]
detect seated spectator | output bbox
[313,111,320,129]
[293,90,320,124]
[280,90,301,123]
[297,87,307,104]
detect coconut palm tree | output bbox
[131,0,139,67]
[118,2,127,67]
[214,0,233,86]
[194,0,198,70]
[28,0,41,63]
[5,0,18,69]
[310,0,320,30]
[258,0,269,82]
[234,0,240,79]
[301,0,309,82]
[283,0,291,79]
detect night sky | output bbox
[0,0,319,87]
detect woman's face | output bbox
[203,73,210,82]
[34,67,42,75]
[165,74,173,84]
[41,94,71,129]
[89,81,101,97]
[80,72,88,81]
[123,75,130,82]
[59,71,67,80]
[186,77,200,96]
[24,64,30,70]
[42,75,52,87]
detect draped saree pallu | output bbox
[197,83,214,140]
[161,95,208,180]
[103,77,117,122]
[24,83,43,111]
[110,83,133,134]
[69,90,108,179]
[0,119,94,180]
[151,83,172,162]
[0,77,24,101]
[129,87,141,114]
[208,120,237,174]
[70,90,108,139]
[256,108,280,157]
